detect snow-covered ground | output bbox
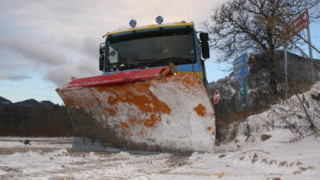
[1,134,319,179]
[1,82,319,180]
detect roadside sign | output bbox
[233,53,249,109]
[234,65,250,81]
[233,53,248,70]
[240,93,247,108]
[213,90,220,104]
[238,78,247,108]
[238,78,246,96]
[290,9,309,35]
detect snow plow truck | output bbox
[56,17,215,153]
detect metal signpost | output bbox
[233,53,248,69]
[238,78,247,108]
[234,65,250,82]
[288,10,313,84]
[284,47,288,98]
[291,10,309,35]
[233,53,249,110]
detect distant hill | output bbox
[15,99,42,108]
[0,97,12,108]
[40,100,56,109]
[0,97,56,110]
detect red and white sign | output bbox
[213,90,220,104]
[290,10,309,35]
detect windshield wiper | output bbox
[134,58,156,64]
[140,57,193,65]
[121,57,194,69]
[156,57,194,63]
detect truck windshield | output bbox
[106,29,196,71]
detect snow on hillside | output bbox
[233,81,320,145]
[0,82,319,180]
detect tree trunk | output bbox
[267,52,278,96]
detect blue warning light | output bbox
[156,16,163,25]
[129,19,137,28]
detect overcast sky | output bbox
[0,0,319,104]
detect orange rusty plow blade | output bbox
[56,68,215,152]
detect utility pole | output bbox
[284,46,288,99]
[306,26,314,84]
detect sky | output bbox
[0,0,319,105]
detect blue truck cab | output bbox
[99,19,210,86]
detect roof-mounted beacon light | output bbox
[129,19,137,28]
[156,16,163,25]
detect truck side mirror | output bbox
[201,41,210,59]
[200,32,209,42]
[200,32,210,59]
[99,43,105,71]
[99,55,104,71]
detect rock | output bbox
[261,134,272,141]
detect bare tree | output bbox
[206,0,319,95]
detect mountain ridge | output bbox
[0,96,56,109]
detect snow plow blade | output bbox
[56,67,215,152]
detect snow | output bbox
[236,81,320,139]
[1,82,319,179]
[149,74,215,152]
[1,135,319,179]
